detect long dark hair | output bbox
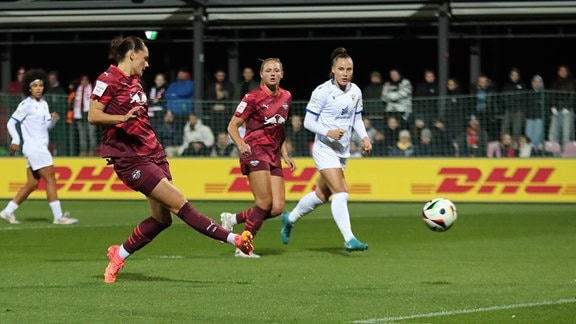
[21,68,48,96]
[108,35,147,64]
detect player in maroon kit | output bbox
[220,58,295,258]
[87,35,254,283]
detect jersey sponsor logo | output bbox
[411,167,570,195]
[263,114,286,126]
[93,80,107,96]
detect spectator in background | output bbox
[71,75,96,156]
[500,67,528,142]
[205,68,235,133]
[178,113,214,157]
[147,72,168,127]
[548,64,575,146]
[455,115,488,157]
[471,74,499,141]
[285,114,313,157]
[430,118,455,156]
[525,74,546,148]
[46,70,68,156]
[409,116,428,142]
[413,68,439,123]
[388,129,415,157]
[65,78,80,156]
[8,66,26,95]
[1,69,78,225]
[210,131,239,157]
[383,115,401,149]
[495,132,517,158]
[47,70,67,94]
[381,67,413,129]
[413,128,439,157]
[371,130,389,157]
[517,134,538,157]
[155,110,181,158]
[362,70,385,114]
[444,77,469,141]
[165,67,194,131]
[233,66,259,101]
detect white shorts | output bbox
[312,141,347,171]
[25,147,54,171]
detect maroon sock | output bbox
[123,216,170,254]
[235,207,253,224]
[177,203,229,242]
[245,205,270,237]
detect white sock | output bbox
[226,233,236,245]
[290,191,324,223]
[118,245,131,260]
[49,200,63,220]
[331,192,354,242]
[2,200,19,215]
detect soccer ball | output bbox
[422,198,458,232]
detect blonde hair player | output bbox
[219,58,295,258]
[280,47,372,252]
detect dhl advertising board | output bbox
[0,158,575,202]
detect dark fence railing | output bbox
[0,91,574,158]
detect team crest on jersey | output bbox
[351,94,357,102]
[250,160,260,166]
[132,169,141,180]
[282,103,289,110]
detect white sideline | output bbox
[352,298,576,323]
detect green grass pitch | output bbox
[0,200,575,323]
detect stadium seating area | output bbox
[1,91,575,158]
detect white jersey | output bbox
[9,96,55,156]
[305,79,363,157]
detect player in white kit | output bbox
[0,69,78,225]
[280,47,372,251]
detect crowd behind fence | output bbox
[0,91,575,158]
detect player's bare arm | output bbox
[88,100,141,125]
[228,116,251,156]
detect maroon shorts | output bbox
[240,159,284,177]
[112,156,172,196]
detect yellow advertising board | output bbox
[0,157,575,202]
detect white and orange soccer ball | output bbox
[422,198,458,232]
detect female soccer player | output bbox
[0,69,78,225]
[280,47,371,252]
[88,35,253,283]
[219,58,295,258]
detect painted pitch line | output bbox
[353,298,576,323]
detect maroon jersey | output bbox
[91,65,164,158]
[234,85,292,166]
